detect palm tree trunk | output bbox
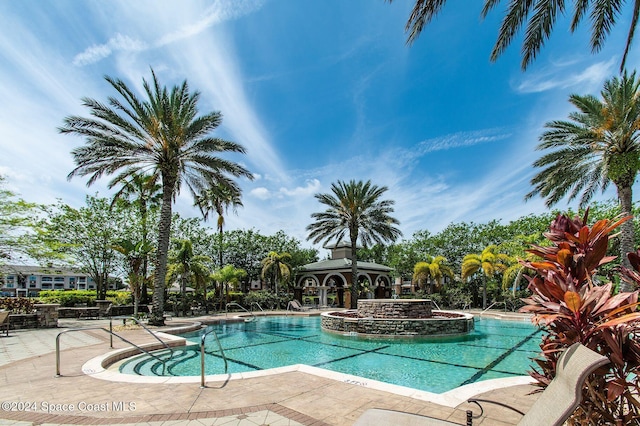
[618,184,635,292]
[140,200,149,305]
[150,181,174,326]
[350,235,359,309]
[482,276,487,310]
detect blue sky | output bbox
[0,1,637,252]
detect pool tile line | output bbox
[459,329,543,388]
[311,345,390,368]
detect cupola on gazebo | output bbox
[294,241,393,308]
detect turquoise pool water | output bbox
[120,316,543,394]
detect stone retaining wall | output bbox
[321,311,474,337]
[7,314,38,329]
[357,299,432,319]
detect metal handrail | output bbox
[111,316,174,359]
[430,300,442,311]
[225,302,256,321]
[200,327,228,388]
[480,301,506,316]
[55,327,169,377]
[250,302,264,315]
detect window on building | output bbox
[41,283,52,289]
[42,276,52,282]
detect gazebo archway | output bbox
[295,242,392,308]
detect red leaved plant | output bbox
[520,210,640,425]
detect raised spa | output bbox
[321,299,474,337]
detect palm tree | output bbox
[307,180,402,308]
[111,239,154,316]
[389,0,639,71]
[61,69,253,325]
[194,183,243,267]
[261,251,292,309]
[526,72,640,291]
[461,245,512,309]
[167,239,211,316]
[111,173,162,304]
[412,255,454,295]
[211,264,247,307]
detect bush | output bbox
[38,290,132,307]
[38,290,94,307]
[243,290,277,310]
[521,211,640,424]
[0,297,36,313]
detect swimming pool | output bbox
[119,316,543,394]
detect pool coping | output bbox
[82,315,537,408]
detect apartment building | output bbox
[0,265,117,297]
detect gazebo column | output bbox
[318,286,328,308]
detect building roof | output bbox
[0,264,85,276]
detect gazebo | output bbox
[294,242,393,308]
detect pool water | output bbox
[119,316,543,394]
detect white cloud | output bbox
[71,0,264,67]
[416,129,512,155]
[250,187,271,200]
[156,0,264,47]
[515,59,615,94]
[72,34,147,66]
[279,179,321,197]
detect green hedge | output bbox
[38,290,131,307]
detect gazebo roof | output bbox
[299,258,392,273]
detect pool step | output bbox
[120,345,228,376]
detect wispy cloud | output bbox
[515,59,615,94]
[155,0,265,47]
[72,0,264,67]
[72,34,147,66]
[250,179,321,201]
[415,128,512,155]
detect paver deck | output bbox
[0,312,541,425]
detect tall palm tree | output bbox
[261,251,292,309]
[61,69,253,325]
[526,72,640,291]
[412,255,453,294]
[111,173,162,304]
[307,180,402,308]
[389,0,639,71]
[194,183,243,267]
[461,245,512,309]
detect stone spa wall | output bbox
[321,306,474,337]
[357,299,432,319]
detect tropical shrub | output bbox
[38,290,132,307]
[520,211,640,424]
[0,297,36,313]
[242,290,280,310]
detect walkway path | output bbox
[0,312,540,425]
